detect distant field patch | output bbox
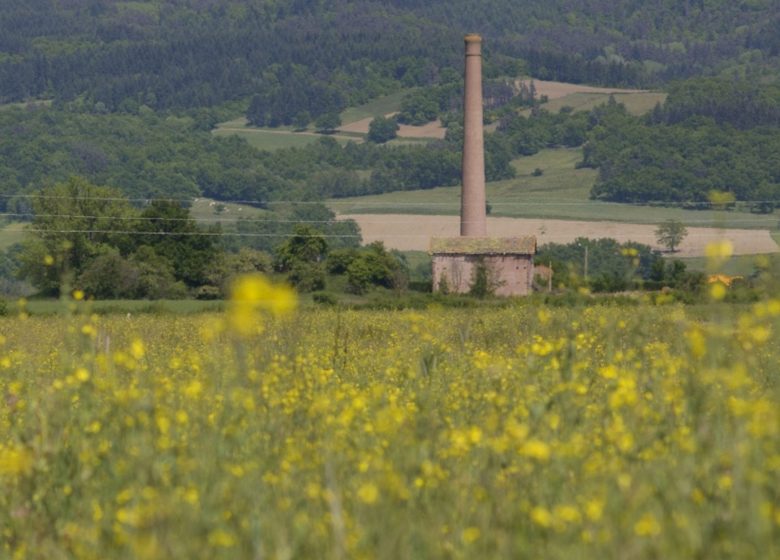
[339,115,446,140]
[213,117,360,151]
[538,91,667,116]
[0,222,26,249]
[340,91,407,125]
[337,213,779,257]
[189,198,269,224]
[679,254,770,276]
[521,79,653,99]
[0,100,52,112]
[514,79,666,116]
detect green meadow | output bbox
[330,148,779,230]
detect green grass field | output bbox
[0,99,52,112]
[189,198,269,226]
[533,92,667,116]
[21,298,225,315]
[330,148,780,230]
[0,222,26,249]
[213,118,360,151]
[678,254,764,276]
[339,91,407,124]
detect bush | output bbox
[312,292,337,306]
[345,242,407,294]
[327,248,359,274]
[288,262,326,293]
[367,116,399,144]
[194,285,222,300]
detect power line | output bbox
[19,228,774,241]
[0,212,356,224]
[25,229,362,238]
[3,212,776,226]
[2,193,779,206]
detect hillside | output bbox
[0,2,779,236]
[1,0,778,116]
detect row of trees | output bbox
[14,177,368,299]
[13,179,705,300]
[535,237,703,293]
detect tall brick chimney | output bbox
[460,33,487,237]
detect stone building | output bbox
[431,237,536,296]
[430,34,536,296]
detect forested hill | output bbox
[1,0,778,114]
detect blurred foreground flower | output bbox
[0,443,33,478]
[228,274,297,336]
[705,239,733,271]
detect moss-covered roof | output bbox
[430,236,536,255]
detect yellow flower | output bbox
[461,527,481,543]
[705,240,733,270]
[708,190,735,205]
[357,482,379,504]
[131,340,145,360]
[520,440,551,461]
[710,282,727,301]
[530,506,553,528]
[228,274,298,336]
[584,499,604,522]
[554,504,581,524]
[0,444,33,477]
[634,513,661,536]
[184,380,203,399]
[207,529,236,548]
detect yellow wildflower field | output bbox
[1,286,780,558]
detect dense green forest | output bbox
[3,76,780,213]
[0,106,517,211]
[1,0,778,119]
[585,80,780,206]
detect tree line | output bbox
[10,177,367,299]
[2,0,778,120]
[0,104,518,210]
[584,79,780,207]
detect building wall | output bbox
[432,254,534,296]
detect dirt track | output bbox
[339,214,779,256]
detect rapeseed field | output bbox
[1,277,779,558]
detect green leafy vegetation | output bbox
[585,80,780,206]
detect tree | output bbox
[655,220,688,253]
[344,242,407,294]
[292,111,311,131]
[274,225,328,272]
[367,116,399,144]
[246,94,267,126]
[132,200,219,287]
[314,112,341,134]
[18,177,137,295]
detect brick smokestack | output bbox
[460,33,487,237]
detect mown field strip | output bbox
[338,213,779,256]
